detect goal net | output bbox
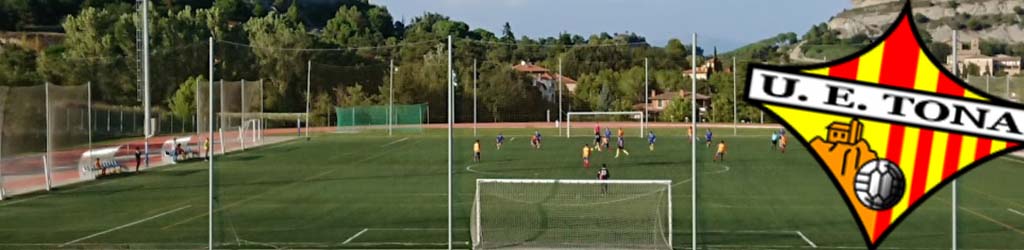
[565,111,645,138]
[471,179,672,250]
[335,104,426,133]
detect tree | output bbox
[168,75,202,120]
[709,93,733,122]
[336,84,379,107]
[926,43,953,65]
[311,91,331,126]
[477,62,539,122]
[660,97,691,122]
[322,6,375,46]
[0,45,41,85]
[665,38,687,68]
[214,0,252,22]
[914,13,930,23]
[965,63,981,76]
[45,7,137,103]
[245,12,314,111]
[500,22,515,43]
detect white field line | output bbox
[0,194,48,207]
[163,139,419,229]
[368,228,469,231]
[60,205,190,247]
[1009,208,1024,217]
[1003,156,1024,165]
[341,228,368,245]
[795,230,817,248]
[381,137,409,147]
[959,206,1024,236]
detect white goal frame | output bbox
[566,111,646,138]
[239,118,262,150]
[473,178,672,249]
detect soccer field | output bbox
[0,127,1022,249]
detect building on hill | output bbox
[946,39,1022,76]
[683,47,724,80]
[512,61,578,103]
[633,89,711,119]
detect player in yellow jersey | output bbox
[582,144,592,168]
[714,140,727,162]
[473,140,481,162]
[687,125,694,142]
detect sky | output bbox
[370,0,852,52]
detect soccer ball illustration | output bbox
[854,159,905,210]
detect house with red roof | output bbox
[513,61,577,103]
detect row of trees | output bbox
[3,0,774,126]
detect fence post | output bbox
[0,113,5,200]
[44,83,53,191]
[43,156,52,191]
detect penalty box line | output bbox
[161,138,420,230]
[60,205,191,247]
[341,228,470,245]
[685,230,816,248]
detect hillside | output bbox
[829,0,1024,43]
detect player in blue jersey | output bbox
[496,133,505,150]
[704,128,713,148]
[648,131,657,151]
[603,128,612,150]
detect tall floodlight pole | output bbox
[207,36,214,250]
[141,0,151,169]
[260,79,264,142]
[951,30,959,250]
[306,60,311,139]
[690,33,698,250]
[196,72,200,135]
[446,35,454,250]
[558,57,563,136]
[644,57,649,136]
[44,83,52,191]
[0,105,4,200]
[390,59,395,137]
[241,79,246,141]
[88,82,93,151]
[733,57,737,135]
[473,59,478,137]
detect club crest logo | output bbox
[743,2,1024,249]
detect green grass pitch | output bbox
[1,127,1022,249]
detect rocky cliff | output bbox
[828,0,1024,43]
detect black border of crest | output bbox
[741,1,1024,249]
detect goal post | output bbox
[565,111,645,138]
[472,178,672,250]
